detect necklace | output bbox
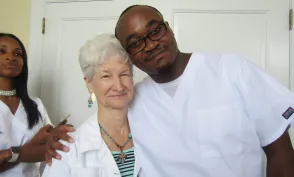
[0,89,16,96]
[99,123,132,163]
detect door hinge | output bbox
[290,9,293,30]
[42,17,46,34]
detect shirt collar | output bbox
[75,113,104,154]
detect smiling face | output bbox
[116,6,179,74]
[0,36,24,79]
[85,56,134,110]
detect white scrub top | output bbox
[0,97,52,177]
[128,53,294,177]
[42,113,142,177]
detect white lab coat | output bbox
[0,98,52,177]
[42,114,142,177]
[128,53,294,177]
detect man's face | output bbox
[116,6,178,74]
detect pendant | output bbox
[117,151,127,164]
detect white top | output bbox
[157,75,181,97]
[128,53,294,177]
[41,114,142,177]
[0,97,52,177]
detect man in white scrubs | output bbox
[45,5,294,177]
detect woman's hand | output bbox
[29,124,53,145]
[0,149,12,164]
[45,121,75,166]
[10,124,53,163]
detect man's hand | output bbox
[29,124,53,145]
[45,121,75,166]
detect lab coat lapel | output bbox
[99,143,121,176]
[76,114,121,176]
[133,151,142,177]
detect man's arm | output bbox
[263,131,294,177]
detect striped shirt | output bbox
[112,147,135,177]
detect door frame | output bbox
[28,0,46,97]
[290,0,294,143]
[28,0,103,97]
[291,0,294,91]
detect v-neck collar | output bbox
[0,99,22,117]
[149,52,200,101]
[0,99,29,138]
[144,53,202,123]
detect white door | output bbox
[40,0,291,128]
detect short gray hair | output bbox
[78,33,131,81]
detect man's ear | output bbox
[165,21,174,36]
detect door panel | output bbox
[173,11,267,67]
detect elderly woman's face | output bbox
[86,56,134,109]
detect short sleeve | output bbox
[236,58,294,147]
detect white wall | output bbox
[0,0,31,49]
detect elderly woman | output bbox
[42,33,141,177]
